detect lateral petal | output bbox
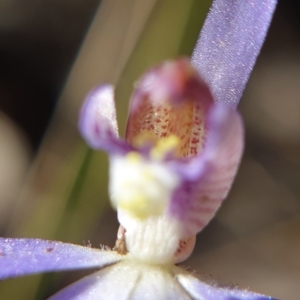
[169,104,244,237]
[0,238,123,279]
[79,85,130,154]
[173,265,277,300]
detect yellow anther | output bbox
[131,131,158,148]
[150,135,180,159]
[126,151,143,164]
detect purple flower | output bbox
[80,58,244,266]
[0,0,278,299]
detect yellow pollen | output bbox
[132,132,180,160]
[150,135,180,159]
[131,131,158,148]
[126,151,143,164]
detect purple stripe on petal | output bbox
[169,104,244,236]
[173,265,277,300]
[79,85,131,154]
[191,0,277,108]
[0,238,123,279]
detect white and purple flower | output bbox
[0,0,278,299]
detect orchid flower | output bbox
[0,0,278,299]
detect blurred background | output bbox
[0,0,299,299]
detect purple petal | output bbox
[191,0,277,108]
[79,85,130,154]
[173,265,277,300]
[169,104,244,237]
[49,261,277,300]
[0,238,123,279]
